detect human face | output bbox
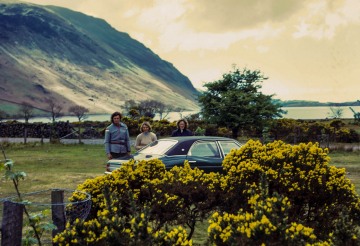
[142,125,150,132]
[178,121,185,130]
[113,115,121,125]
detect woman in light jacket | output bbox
[135,121,157,150]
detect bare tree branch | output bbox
[69,105,89,122]
[45,98,63,123]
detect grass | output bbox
[0,143,106,198]
[328,149,360,193]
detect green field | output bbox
[0,143,106,198]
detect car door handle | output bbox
[188,160,196,163]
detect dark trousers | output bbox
[111,152,128,158]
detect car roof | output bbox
[159,136,238,156]
[160,136,236,142]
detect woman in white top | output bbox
[135,122,157,150]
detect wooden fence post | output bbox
[51,189,66,243]
[1,201,24,246]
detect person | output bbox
[104,111,131,159]
[171,118,193,136]
[135,121,157,150]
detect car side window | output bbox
[219,141,241,155]
[189,141,220,157]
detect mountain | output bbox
[0,0,200,115]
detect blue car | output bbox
[105,136,242,173]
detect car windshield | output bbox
[138,139,177,155]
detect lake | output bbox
[17,106,360,123]
[281,106,360,120]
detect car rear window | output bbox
[219,141,242,155]
[189,141,220,157]
[138,139,177,155]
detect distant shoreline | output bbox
[3,106,359,123]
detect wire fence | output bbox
[0,189,91,245]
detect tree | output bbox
[123,100,138,114]
[198,67,284,139]
[328,106,343,119]
[19,102,34,144]
[69,105,89,143]
[123,99,174,119]
[138,100,158,118]
[45,98,63,142]
[19,102,34,124]
[46,98,63,123]
[149,101,174,120]
[69,105,89,122]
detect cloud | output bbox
[179,0,303,32]
[293,0,360,39]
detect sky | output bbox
[23,0,360,103]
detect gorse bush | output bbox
[221,140,360,243]
[54,140,360,245]
[208,191,324,245]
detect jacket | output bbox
[171,129,193,137]
[104,122,131,154]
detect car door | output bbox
[186,141,223,172]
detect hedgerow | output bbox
[54,140,360,245]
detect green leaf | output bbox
[4,170,15,180]
[4,159,14,169]
[39,223,57,231]
[16,171,27,179]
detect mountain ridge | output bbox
[0,0,200,114]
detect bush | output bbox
[221,140,360,243]
[55,140,360,245]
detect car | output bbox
[105,136,243,174]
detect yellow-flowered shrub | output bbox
[208,190,329,245]
[71,159,166,220]
[221,139,360,242]
[53,197,193,245]
[149,162,222,237]
[56,140,360,245]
